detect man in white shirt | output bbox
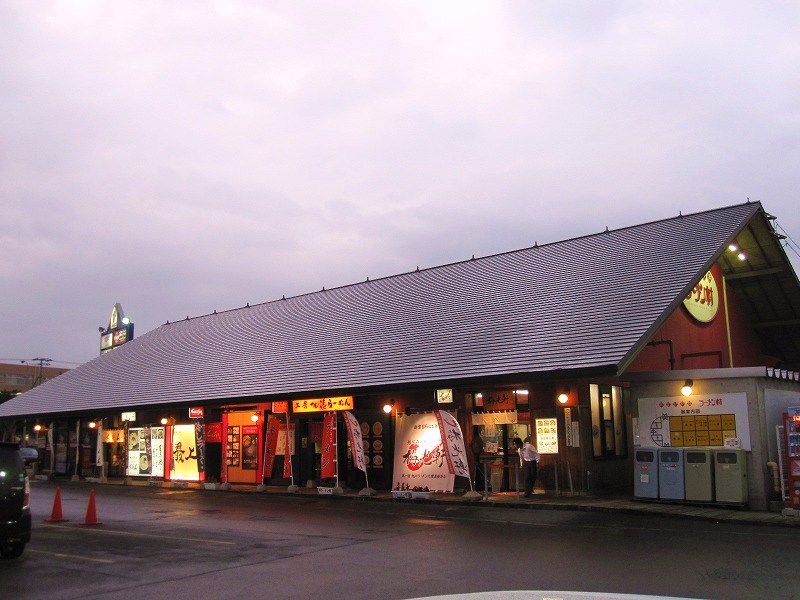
[514,436,539,497]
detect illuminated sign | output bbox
[480,391,516,412]
[271,401,289,413]
[100,333,113,350]
[100,303,134,354]
[102,428,125,443]
[392,412,454,492]
[126,426,165,477]
[536,418,559,454]
[189,407,204,419]
[171,424,200,481]
[683,270,719,323]
[121,412,137,422]
[292,396,354,413]
[436,389,453,404]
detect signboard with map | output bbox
[637,393,750,450]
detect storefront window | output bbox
[590,384,626,458]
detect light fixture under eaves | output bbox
[681,379,693,396]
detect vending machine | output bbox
[784,408,800,509]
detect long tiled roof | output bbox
[0,202,771,417]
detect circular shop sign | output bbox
[683,270,719,323]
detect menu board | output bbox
[535,418,559,454]
[241,425,258,470]
[226,426,240,467]
[127,426,165,476]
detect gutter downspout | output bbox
[723,275,734,367]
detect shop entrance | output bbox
[223,411,261,484]
[476,418,530,492]
[298,417,323,486]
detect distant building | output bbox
[0,362,70,397]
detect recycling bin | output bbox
[634,448,659,499]
[714,448,748,504]
[658,448,685,500]
[684,448,714,502]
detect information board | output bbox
[226,425,240,467]
[535,418,559,454]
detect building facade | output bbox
[2,202,799,510]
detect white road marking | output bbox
[28,549,115,564]
[40,523,235,545]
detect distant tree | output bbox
[0,390,21,404]
[0,390,20,404]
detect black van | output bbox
[0,442,32,559]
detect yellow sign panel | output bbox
[171,424,200,481]
[292,396,354,413]
[683,270,719,323]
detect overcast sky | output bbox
[2,1,799,368]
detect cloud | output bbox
[1,1,799,364]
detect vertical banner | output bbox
[343,412,367,474]
[195,422,206,473]
[95,421,104,467]
[321,412,337,479]
[47,425,55,472]
[150,427,165,477]
[434,410,470,478]
[262,416,280,479]
[283,413,293,479]
[393,413,454,492]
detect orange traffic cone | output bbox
[45,487,68,522]
[82,489,102,526]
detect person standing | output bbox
[514,436,539,497]
[469,427,485,490]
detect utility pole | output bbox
[23,358,52,387]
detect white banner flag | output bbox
[434,410,470,478]
[96,421,104,466]
[393,413,454,492]
[343,411,367,474]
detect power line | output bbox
[774,222,800,260]
[0,358,81,367]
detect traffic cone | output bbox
[45,487,68,522]
[82,489,102,526]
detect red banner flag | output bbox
[283,413,293,479]
[343,411,367,474]
[321,412,337,479]
[262,416,280,479]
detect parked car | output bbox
[0,442,32,559]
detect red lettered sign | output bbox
[205,422,222,443]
